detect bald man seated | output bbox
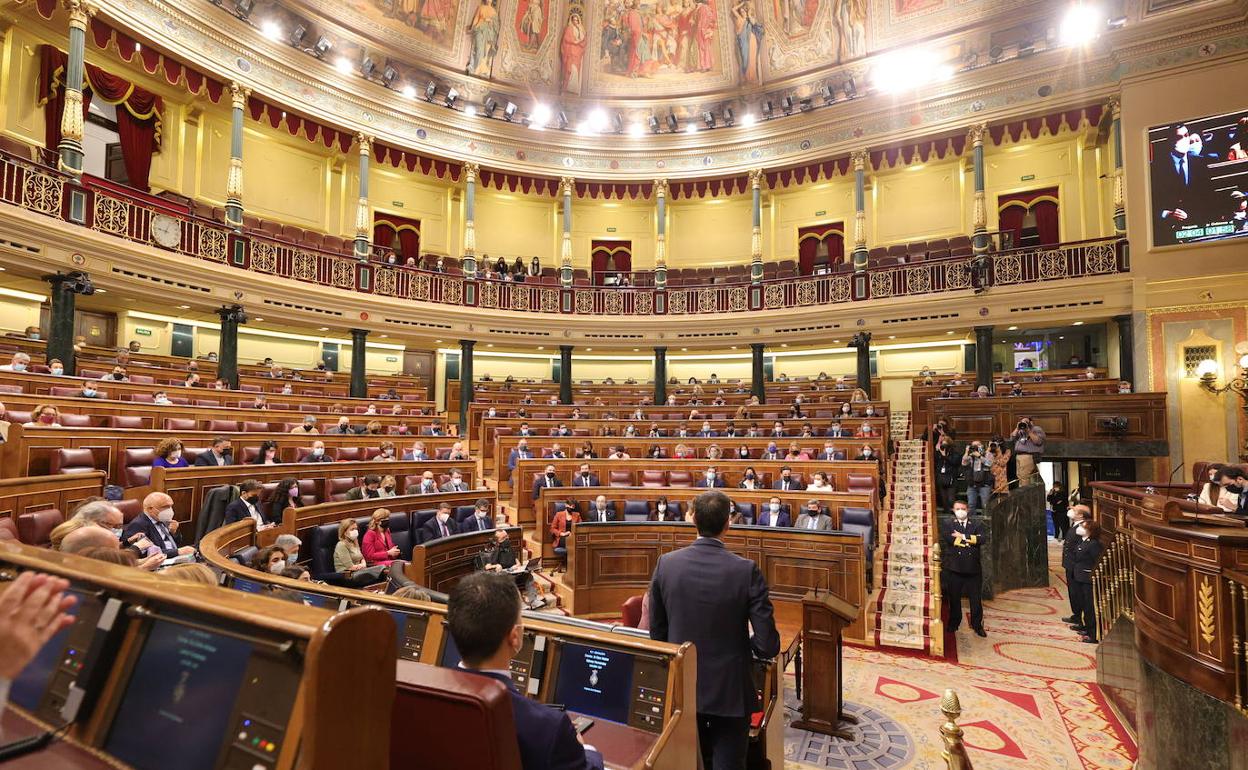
[121,492,196,560]
[61,524,124,556]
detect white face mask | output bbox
[954,509,968,520]
[157,508,175,524]
[110,527,123,539]
[1067,511,1076,520]
[50,367,63,375]
[84,388,96,396]
[269,559,287,574]
[1076,526,1087,537]
[705,472,716,481]
[437,513,450,523]
[11,363,24,372]
[287,551,298,563]
[346,529,358,540]
[657,504,666,511]
[769,503,780,513]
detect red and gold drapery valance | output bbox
[38,45,164,150]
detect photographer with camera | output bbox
[934,436,960,515]
[1010,416,1046,487]
[961,440,994,516]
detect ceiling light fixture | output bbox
[722,107,735,126]
[260,20,283,41]
[334,57,353,74]
[289,24,307,47]
[529,103,551,129]
[843,76,857,99]
[444,88,459,107]
[612,113,625,133]
[780,95,794,114]
[1059,3,1105,47]
[820,84,836,105]
[684,122,698,135]
[400,84,417,99]
[761,100,774,120]
[740,111,756,127]
[312,35,332,58]
[464,104,478,117]
[483,97,499,117]
[871,46,953,93]
[588,108,608,133]
[233,0,254,19]
[360,57,376,78]
[424,81,437,101]
[381,65,398,87]
[666,112,679,133]
[503,102,518,121]
[647,115,660,133]
[702,111,715,129]
[629,121,645,138]
[1073,321,1085,326]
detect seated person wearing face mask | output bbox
[253,546,290,575]
[533,464,564,500]
[856,445,877,462]
[152,438,189,468]
[586,495,616,523]
[362,508,401,566]
[300,441,333,462]
[696,467,726,488]
[772,467,805,491]
[421,502,459,541]
[448,572,604,770]
[795,500,833,531]
[415,471,439,494]
[222,480,275,530]
[478,529,548,610]
[346,474,384,500]
[274,533,302,566]
[571,463,600,487]
[48,358,66,376]
[757,497,791,527]
[462,499,495,533]
[0,352,30,372]
[123,492,197,559]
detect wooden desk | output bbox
[0,471,105,521]
[911,377,1121,431]
[566,521,869,643]
[409,527,525,594]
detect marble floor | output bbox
[783,541,1137,770]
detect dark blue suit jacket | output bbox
[468,670,604,770]
[121,513,181,558]
[648,538,780,718]
[460,515,494,533]
[755,510,791,528]
[695,478,726,488]
[222,498,273,527]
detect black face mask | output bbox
[379,520,390,530]
[546,473,556,479]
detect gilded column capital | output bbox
[356,133,372,156]
[229,82,251,111]
[654,178,668,198]
[850,150,868,172]
[966,123,987,148]
[559,176,576,196]
[748,168,764,189]
[462,161,479,183]
[63,0,96,29]
[1107,95,1122,119]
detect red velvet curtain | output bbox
[796,223,845,274]
[38,46,163,190]
[372,213,421,259]
[998,204,1027,250]
[1032,199,1059,245]
[590,241,631,283]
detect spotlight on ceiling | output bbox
[761,100,774,119]
[464,104,478,117]
[702,111,715,128]
[722,106,734,126]
[361,57,376,78]
[872,47,953,92]
[444,87,458,107]
[843,76,857,98]
[819,84,836,105]
[613,113,625,133]
[798,97,813,112]
[556,110,570,130]
[424,81,437,101]
[503,102,518,121]
[648,115,661,133]
[629,121,646,138]
[312,35,332,58]
[381,65,398,87]
[1018,38,1036,57]
[483,97,499,117]
[588,108,608,133]
[989,44,1005,61]
[334,56,353,75]
[260,19,283,41]
[666,112,679,133]
[289,24,307,47]
[740,111,756,127]
[233,0,254,19]
[684,122,698,135]
[780,95,794,114]
[401,84,416,98]
[529,103,551,129]
[1059,3,1106,47]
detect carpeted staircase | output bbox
[873,412,939,651]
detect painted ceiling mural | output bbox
[286,0,1047,103]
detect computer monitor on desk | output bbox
[547,641,670,734]
[102,615,304,770]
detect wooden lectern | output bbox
[792,590,859,739]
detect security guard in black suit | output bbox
[942,500,987,637]
[1070,519,1104,643]
[1061,505,1091,623]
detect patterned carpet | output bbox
[874,437,935,650]
[784,542,1137,769]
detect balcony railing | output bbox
[0,151,1130,316]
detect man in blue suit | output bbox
[695,467,726,488]
[448,572,604,770]
[122,492,196,559]
[649,490,780,770]
[756,497,791,528]
[461,498,495,533]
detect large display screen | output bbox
[105,620,255,770]
[1149,110,1248,246]
[552,642,634,724]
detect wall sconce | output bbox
[1198,355,1248,399]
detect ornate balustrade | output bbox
[0,151,1128,315]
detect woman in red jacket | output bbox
[361,508,400,566]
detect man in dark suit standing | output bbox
[1152,123,1213,245]
[533,464,564,500]
[649,490,780,770]
[448,572,604,770]
[192,436,233,466]
[772,467,805,492]
[1061,505,1090,624]
[571,463,600,488]
[942,500,987,637]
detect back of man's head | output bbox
[692,490,731,537]
[76,499,118,525]
[62,525,119,555]
[447,572,521,667]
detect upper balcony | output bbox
[0,149,1130,324]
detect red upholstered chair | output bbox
[123,448,155,487]
[640,470,666,488]
[181,447,208,465]
[297,479,317,506]
[114,498,142,524]
[78,368,105,379]
[667,470,694,487]
[327,478,356,502]
[16,508,64,546]
[108,415,144,429]
[435,448,452,460]
[608,469,633,487]
[0,384,22,394]
[6,410,32,425]
[128,393,151,403]
[50,386,81,397]
[243,421,271,432]
[0,517,17,541]
[239,384,262,392]
[241,447,261,464]
[620,595,644,628]
[336,447,364,462]
[391,664,522,770]
[129,374,154,385]
[194,399,220,407]
[846,474,875,495]
[50,448,98,474]
[164,418,197,431]
[298,404,322,412]
[208,419,240,432]
[59,413,93,427]
[167,397,190,406]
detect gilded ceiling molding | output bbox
[48,0,1248,179]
